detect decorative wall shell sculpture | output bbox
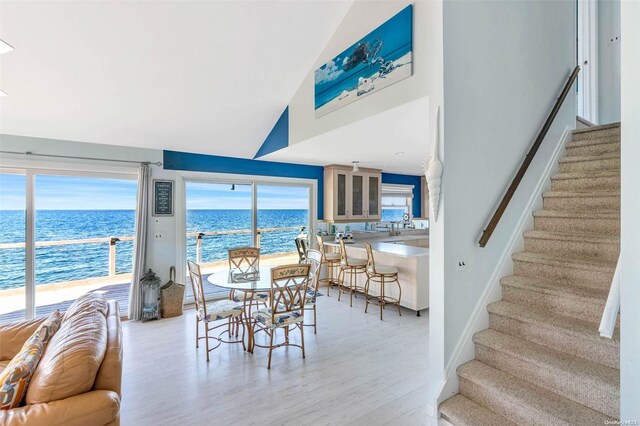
[423,106,443,221]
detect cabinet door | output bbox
[367,173,381,220]
[350,172,366,219]
[334,170,349,220]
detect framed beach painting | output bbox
[314,5,413,118]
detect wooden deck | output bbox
[0,273,229,323]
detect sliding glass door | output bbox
[0,171,27,322]
[0,169,137,322]
[33,174,137,317]
[184,179,312,302]
[256,184,310,266]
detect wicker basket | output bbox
[161,266,185,318]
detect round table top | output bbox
[206,266,275,292]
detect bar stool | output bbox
[316,235,341,296]
[364,242,402,320]
[337,238,368,307]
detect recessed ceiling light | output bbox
[0,39,14,55]
[394,151,405,156]
[0,90,7,97]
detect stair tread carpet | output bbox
[439,394,516,426]
[512,251,617,272]
[457,360,615,425]
[487,300,620,344]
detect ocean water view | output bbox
[0,209,308,291]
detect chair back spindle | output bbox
[228,247,260,272]
[305,249,322,295]
[187,260,207,319]
[269,264,311,322]
[365,242,377,274]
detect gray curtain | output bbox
[128,164,150,320]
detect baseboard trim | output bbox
[436,125,573,407]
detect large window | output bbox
[0,169,137,322]
[184,179,312,302]
[381,184,413,221]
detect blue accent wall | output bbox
[163,150,324,220]
[381,172,423,218]
[254,107,289,159]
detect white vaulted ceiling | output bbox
[0,1,352,157]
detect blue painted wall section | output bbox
[163,150,324,220]
[381,172,423,218]
[254,107,289,159]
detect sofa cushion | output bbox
[0,311,62,411]
[26,294,108,404]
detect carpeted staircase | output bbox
[440,122,621,425]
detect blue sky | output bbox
[0,174,309,210]
[0,174,138,210]
[186,182,309,210]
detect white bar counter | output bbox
[323,233,429,313]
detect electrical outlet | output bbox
[456,257,467,272]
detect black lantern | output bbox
[141,269,161,322]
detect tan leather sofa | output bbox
[0,297,122,426]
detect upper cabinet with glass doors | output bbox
[323,165,381,222]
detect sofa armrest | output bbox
[0,317,46,360]
[0,390,120,426]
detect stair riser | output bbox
[513,259,613,290]
[534,216,619,235]
[572,129,620,142]
[559,158,620,173]
[566,142,620,157]
[459,377,565,425]
[543,195,620,212]
[551,175,620,191]
[475,344,619,418]
[501,284,605,324]
[488,313,619,369]
[524,236,620,262]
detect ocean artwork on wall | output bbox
[314,5,413,117]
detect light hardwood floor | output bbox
[120,292,429,425]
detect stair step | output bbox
[523,230,620,262]
[551,169,619,191]
[501,275,608,323]
[487,301,619,369]
[440,394,515,426]
[572,123,620,141]
[533,209,620,235]
[558,152,620,173]
[512,251,616,290]
[458,360,615,425]
[566,139,620,157]
[474,329,619,417]
[543,190,619,212]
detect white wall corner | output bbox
[435,125,573,406]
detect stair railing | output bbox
[599,257,620,339]
[478,66,581,247]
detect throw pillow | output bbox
[0,311,61,410]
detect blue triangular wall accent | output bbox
[254,107,289,159]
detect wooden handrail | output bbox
[479,66,580,247]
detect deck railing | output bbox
[0,227,302,282]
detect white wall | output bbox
[430,0,576,411]
[598,0,621,123]
[620,0,640,420]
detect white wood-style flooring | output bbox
[120,291,429,425]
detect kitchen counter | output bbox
[324,240,427,258]
[321,233,429,312]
